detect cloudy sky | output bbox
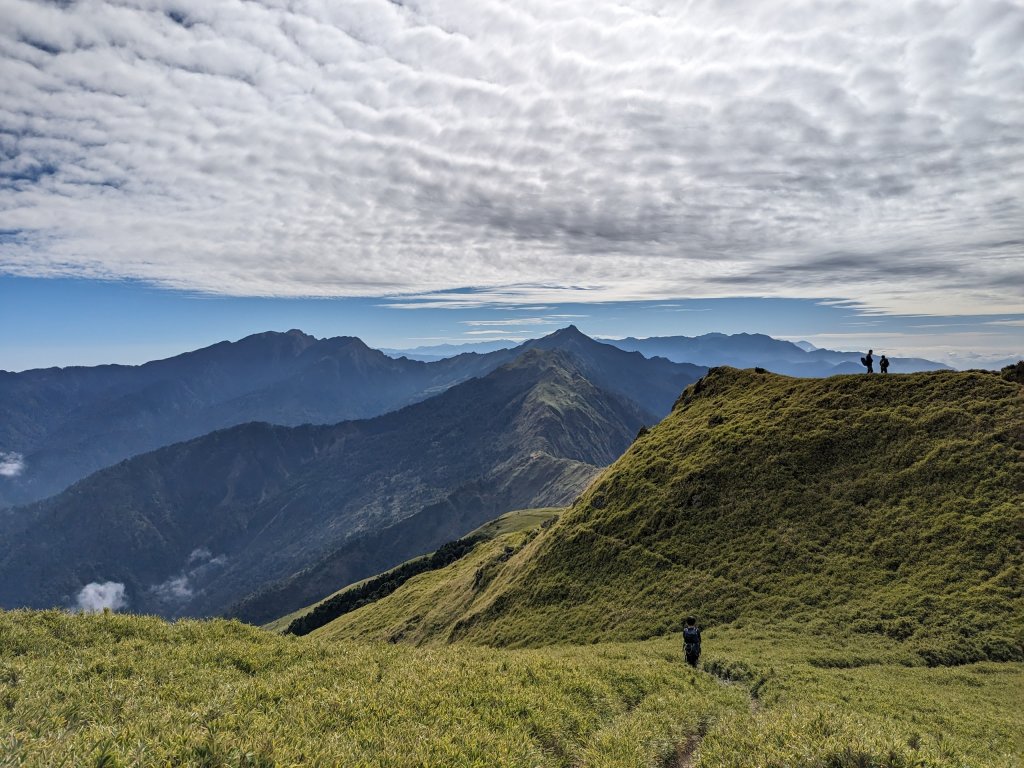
[1,0,1022,366]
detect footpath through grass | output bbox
[698,628,1024,768]
[2,610,1022,767]
[0,610,745,768]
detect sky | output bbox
[0,0,1022,369]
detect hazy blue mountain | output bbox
[0,328,704,509]
[380,331,953,377]
[607,333,951,376]
[0,330,515,508]
[0,341,704,620]
[382,339,519,361]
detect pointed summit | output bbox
[525,324,597,352]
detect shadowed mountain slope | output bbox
[0,347,693,620]
[0,327,703,508]
[314,367,1023,664]
[0,330,514,507]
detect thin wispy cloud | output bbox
[461,318,554,327]
[1,1,1021,314]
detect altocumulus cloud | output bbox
[0,0,1021,313]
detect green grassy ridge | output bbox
[324,368,1023,662]
[285,535,484,636]
[280,502,1024,764]
[265,509,558,635]
[311,520,543,644]
[0,610,746,768]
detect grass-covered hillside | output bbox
[0,610,748,768]
[322,368,1023,663]
[264,508,559,635]
[4,609,1022,767]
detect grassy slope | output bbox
[300,368,1024,765]
[421,368,1023,659]
[3,610,1021,767]
[697,630,1024,767]
[307,523,1024,766]
[264,508,559,634]
[0,610,747,768]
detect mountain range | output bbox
[0,330,506,507]
[609,333,951,376]
[386,332,952,377]
[0,329,704,619]
[0,326,708,509]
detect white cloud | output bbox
[151,575,193,601]
[149,549,227,604]
[0,0,1022,314]
[0,452,25,478]
[76,581,127,613]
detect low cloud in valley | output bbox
[0,452,25,478]
[76,581,127,613]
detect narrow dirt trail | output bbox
[667,664,761,767]
[664,729,704,768]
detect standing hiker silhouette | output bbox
[862,349,874,373]
[880,355,890,374]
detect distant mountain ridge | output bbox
[0,327,703,508]
[386,332,952,377]
[0,333,705,620]
[0,329,513,507]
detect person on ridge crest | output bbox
[880,354,890,374]
[861,349,874,373]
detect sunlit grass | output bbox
[2,611,1021,767]
[0,610,745,767]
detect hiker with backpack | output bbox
[682,616,701,668]
[880,355,890,374]
[861,350,874,373]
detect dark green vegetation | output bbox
[0,335,702,620]
[280,509,557,636]
[260,508,559,633]
[286,535,483,636]
[393,367,1021,660]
